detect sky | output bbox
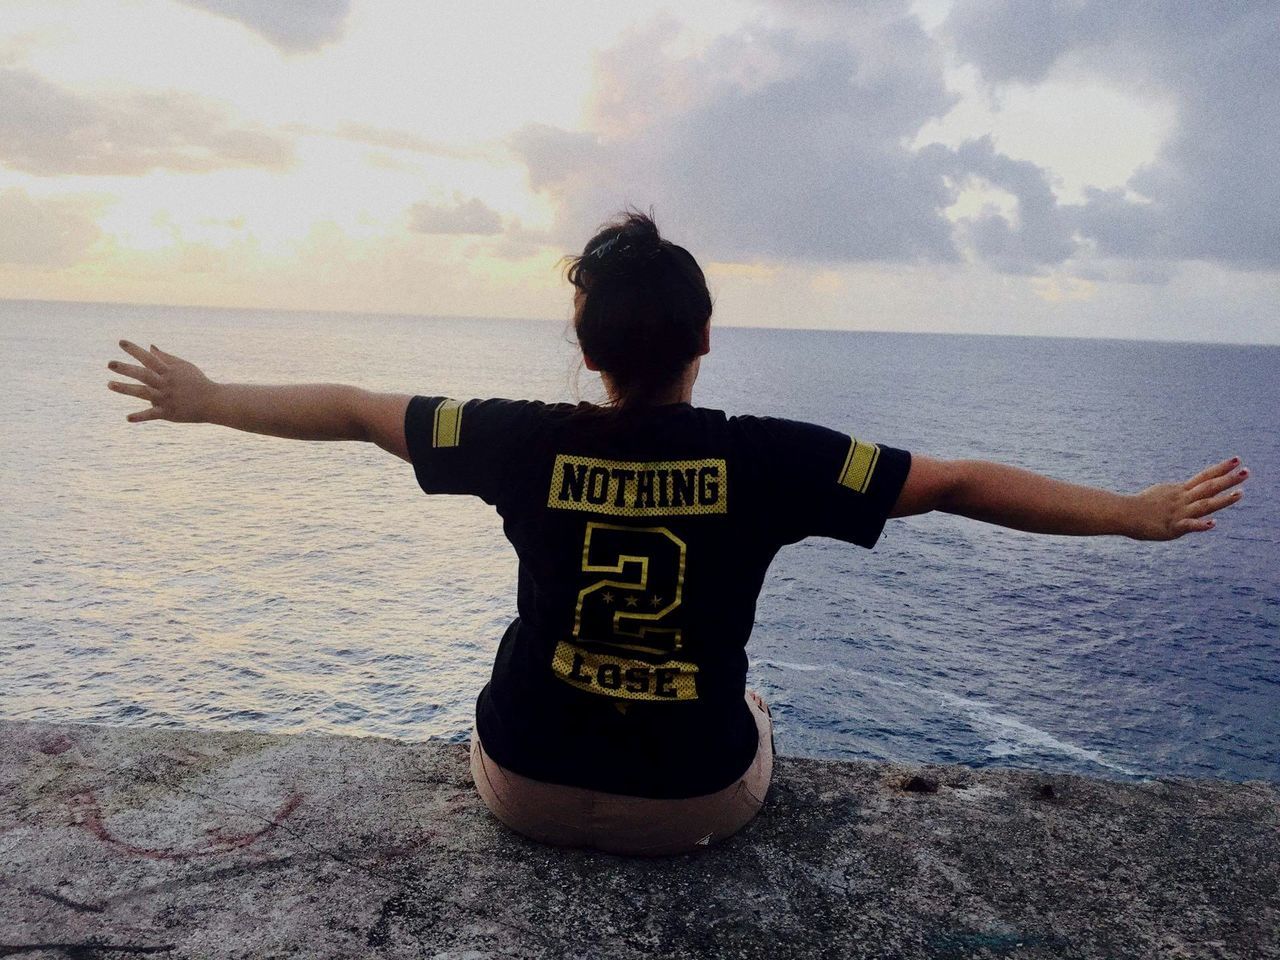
[1,0,1277,343]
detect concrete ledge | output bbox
[1,720,1276,959]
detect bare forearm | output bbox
[940,460,1136,536]
[893,453,1246,541]
[204,382,368,441]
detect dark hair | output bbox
[564,209,712,409]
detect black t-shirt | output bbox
[404,397,911,798]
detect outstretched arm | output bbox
[106,340,411,461]
[891,453,1248,541]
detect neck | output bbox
[600,360,698,407]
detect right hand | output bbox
[1129,457,1249,540]
[107,339,218,424]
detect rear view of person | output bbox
[106,210,1249,856]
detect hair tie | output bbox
[589,236,620,260]
[588,234,667,268]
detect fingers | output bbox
[1186,487,1244,519]
[1183,457,1239,491]
[1174,516,1217,535]
[1173,456,1249,538]
[108,380,154,401]
[106,359,160,387]
[1186,465,1248,502]
[118,339,167,373]
[109,339,181,423]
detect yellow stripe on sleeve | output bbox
[432,399,463,448]
[837,437,881,494]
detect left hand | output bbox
[106,340,218,423]
[1129,457,1249,540]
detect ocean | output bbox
[2,298,1276,783]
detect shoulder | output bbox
[402,397,572,502]
[727,412,845,447]
[409,395,565,410]
[725,413,910,491]
[408,396,581,422]
[404,396,571,456]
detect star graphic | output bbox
[649,595,663,607]
[601,591,615,604]
[624,595,639,608]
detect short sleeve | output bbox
[404,396,542,506]
[732,415,911,548]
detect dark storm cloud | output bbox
[511,17,964,264]
[0,68,294,176]
[948,0,1280,268]
[174,0,351,54]
[408,197,503,235]
[0,189,100,266]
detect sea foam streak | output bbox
[752,657,1136,775]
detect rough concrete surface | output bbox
[1,720,1276,959]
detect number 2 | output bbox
[572,522,687,658]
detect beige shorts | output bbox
[470,691,774,857]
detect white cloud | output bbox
[408,197,504,236]
[0,67,293,176]
[173,0,351,54]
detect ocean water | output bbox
[2,299,1276,783]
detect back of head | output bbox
[565,210,712,410]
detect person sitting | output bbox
[106,210,1248,856]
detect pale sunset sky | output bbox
[1,1,1277,342]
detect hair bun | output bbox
[587,220,664,271]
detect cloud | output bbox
[512,2,1278,277]
[408,197,503,235]
[0,68,293,176]
[173,0,350,54]
[947,0,1280,268]
[282,121,489,161]
[924,136,1076,274]
[333,122,435,153]
[511,14,965,265]
[0,189,101,266]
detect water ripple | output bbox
[2,304,1276,782]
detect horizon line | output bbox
[2,295,1276,350]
